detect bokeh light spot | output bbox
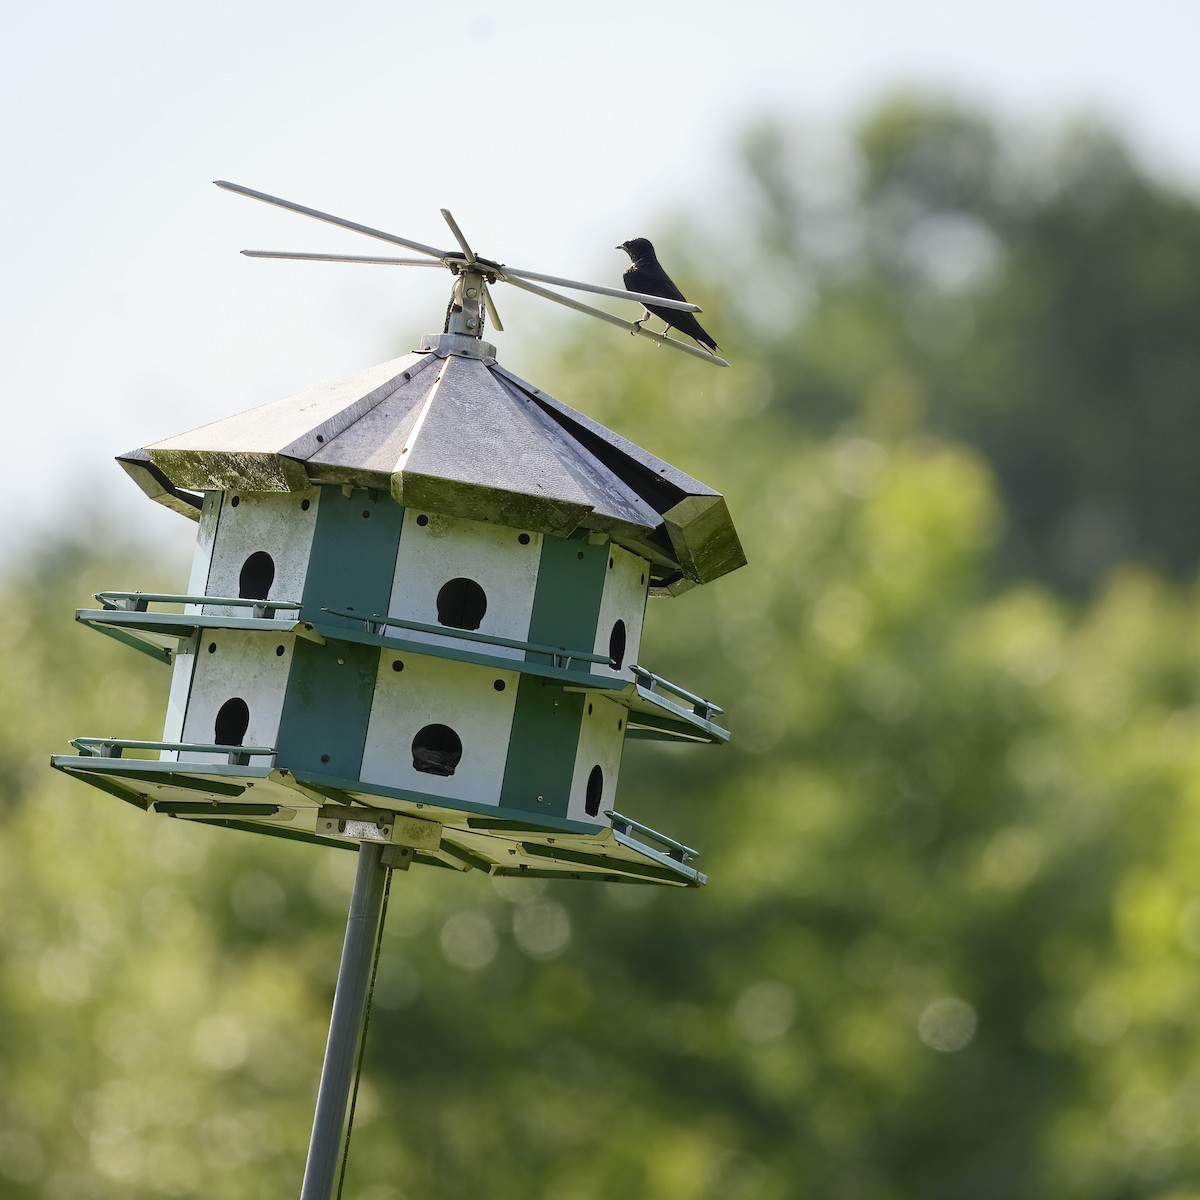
[192,1014,249,1071]
[732,981,796,1043]
[917,996,977,1053]
[439,910,498,971]
[513,900,572,959]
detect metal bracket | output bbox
[382,845,416,871]
[316,806,393,843]
[445,269,487,337]
[315,805,442,850]
[607,809,699,863]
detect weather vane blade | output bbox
[502,266,702,314]
[440,209,478,264]
[241,250,445,267]
[242,248,701,312]
[214,181,452,261]
[504,274,729,366]
[216,182,727,365]
[483,287,504,332]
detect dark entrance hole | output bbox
[239,551,275,600]
[585,765,603,817]
[608,619,627,670]
[412,724,463,777]
[215,697,250,747]
[436,578,487,631]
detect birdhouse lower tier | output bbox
[53,486,728,886]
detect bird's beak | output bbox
[616,242,626,251]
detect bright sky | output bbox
[4,0,1198,570]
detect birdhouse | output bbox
[53,331,744,886]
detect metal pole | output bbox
[300,841,390,1200]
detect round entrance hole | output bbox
[585,765,603,817]
[436,578,487,631]
[239,551,275,600]
[215,697,250,747]
[608,619,627,670]
[412,724,463,776]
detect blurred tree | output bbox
[9,432,1200,1199]
[6,97,1200,1200]
[715,97,1200,590]
[0,549,341,1199]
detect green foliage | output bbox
[719,97,1200,589]
[5,100,1200,1199]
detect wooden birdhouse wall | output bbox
[360,653,522,806]
[179,628,298,764]
[203,488,322,617]
[386,510,543,657]
[591,543,650,682]
[567,693,628,823]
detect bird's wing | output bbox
[652,267,689,304]
[624,263,689,305]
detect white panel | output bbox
[360,651,519,806]
[591,543,650,683]
[178,630,296,764]
[202,488,321,617]
[162,492,224,760]
[386,510,542,659]
[566,694,627,826]
[159,642,197,761]
[185,492,223,615]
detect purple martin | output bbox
[617,238,719,354]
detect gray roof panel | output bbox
[126,336,745,586]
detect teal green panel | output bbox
[301,488,404,628]
[275,638,380,778]
[526,534,608,672]
[499,678,584,818]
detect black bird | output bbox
[617,238,719,353]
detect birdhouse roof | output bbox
[120,334,745,590]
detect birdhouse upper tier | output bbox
[124,333,743,594]
[54,333,744,886]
